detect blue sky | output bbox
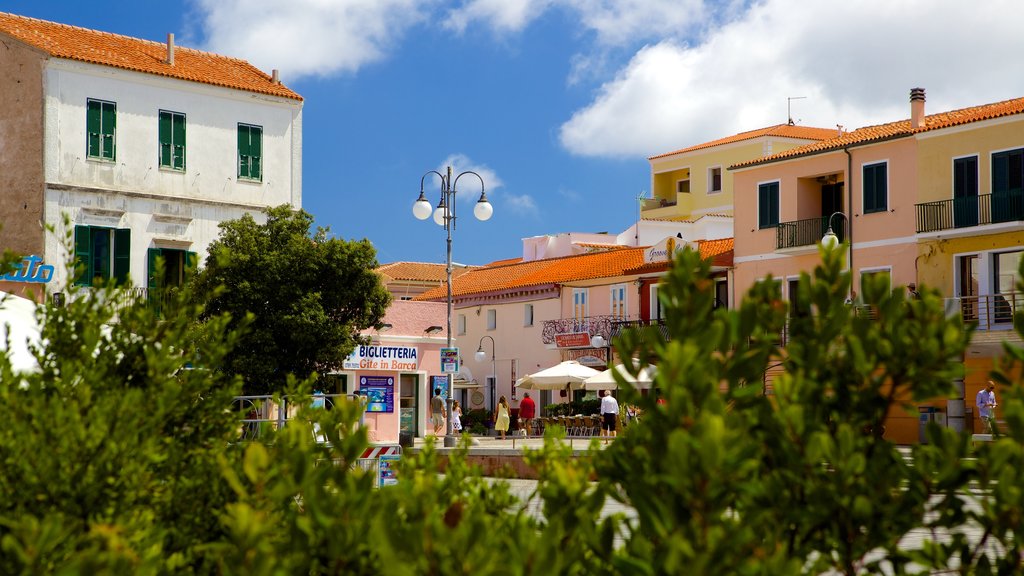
[7,0,1024,265]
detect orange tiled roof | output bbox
[649,124,839,160]
[698,238,734,259]
[376,262,474,283]
[732,95,1024,169]
[414,248,648,301]
[573,242,630,250]
[0,12,302,101]
[623,238,734,274]
[484,257,523,267]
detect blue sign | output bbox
[1,255,53,284]
[359,376,395,413]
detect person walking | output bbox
[519,392,536,436]
[976,381,998,434]
[600,390,620,444]
[494,395,511,440]
[452,400,463,434]
[430,388,445,436]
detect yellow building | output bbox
[645,124,839,221]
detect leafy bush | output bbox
[4,244,1024,574]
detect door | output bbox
[400,374,418,435]
[821,183,844,242]
[992,149,1024,223]
[957,255,979,322]
[953,156,979,228]
[714,279,728,309]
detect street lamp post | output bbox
[820,211,847,251]
[475,335,497,414]
[413,166,493,447]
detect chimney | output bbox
[271,69,280,84]
[166,33,175,66]
[910,87,925,129]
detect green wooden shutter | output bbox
[159,111,172,167]
[173,113,186,170]
[147,248,160,290]
[238,125,250,178]
[113,228,131,284]
[101,102,116,160]
[87,100,101,158]
[74,225,93,286]
[251,126,262,180]
[184,251,198,283]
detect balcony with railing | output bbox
[776,216,845,250]
[916,190,1024,233]
[640,197,677,211]
[68,286,183,318]
[541,315,617,346]
[945,291,1024,332]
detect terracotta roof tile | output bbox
[376,262,474,283]
[698,238,734,259]
[732,95,1024,169]
[623,238,734,274]
[414,248,648,301]
[649,124,839,160]
[0,12,302,101]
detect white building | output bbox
[0,12,302,298]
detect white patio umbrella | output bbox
[514,360,600,391]
[0,293,42,374]
[584,363,657,391]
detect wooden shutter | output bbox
[250,126,262,180]
[113,228,131,284]
[148,248,161,290]
[87,100,101,158]
[159,111,172,167]
[101,102,116,160]
[74,225,92,286]
[173,113,186,170]
[184,251,198,283]
[238,125,250,178]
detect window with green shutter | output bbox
[758,181,780,229]
[86,99,116,161]
[73,225,130,286]
[238,123,263,181]
[862,162,888,213]
[147,247,197,289]
[158,110,186,170]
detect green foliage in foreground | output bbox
[1,248,1023,574]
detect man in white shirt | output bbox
[976,381,997,434]
[600,390,620,444]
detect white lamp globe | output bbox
[474,197,493,221]
[475,349,486,362]
[412,195,432,220]
[821,229,839,250]
[591,335,607,348]
[433,205,447,226]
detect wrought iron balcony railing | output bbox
[776,216,845,250]
[916,190,1024,233]
[541,315,619,345]
[945,291,1023,332]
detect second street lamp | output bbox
[475,335,496,413]
[413,166,492,447]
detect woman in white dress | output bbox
[494,396,511,440]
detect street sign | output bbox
[441,347,459,374]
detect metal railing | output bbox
[916,190,1024,233]
[235,393,349,441]
[776,216,844,249]
[945,292,1023,331]
[68,286,182,318]
[610,318,669,341]
[541,315,616,345]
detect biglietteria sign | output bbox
[343,345,419,371]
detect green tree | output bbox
[190,205,390,395]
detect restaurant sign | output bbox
[343,345,419,371]
[644,236,688,264]
[1,255,54,284]
[554,332,593,348]
[561,347,608,367]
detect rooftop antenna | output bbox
[787,96,806,125]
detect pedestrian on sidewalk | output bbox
[519,393,536,436]
[600,390,619,444]
[431,388,445,436]
[452,400,463,434]
[494,396,510,440]
[976,381,997,434]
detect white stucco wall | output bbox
[39,59,303,290]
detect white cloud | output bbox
[560,0,1024,157]
[445,0,552,34]
[426,153,503,200]
[504,193,539,215]
[195,0,430,79]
